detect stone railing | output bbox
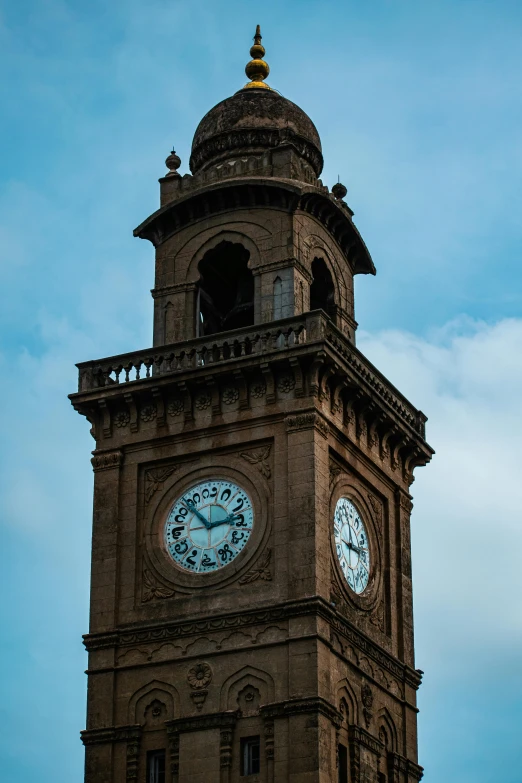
[77,314,311,393]
[76,312,426,438]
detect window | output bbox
[338,743,348,783]
[147,750,166,783]
[378,774,387,783]
[241,736,260,776]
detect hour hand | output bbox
[208,513,239,529]
[184,499,210,528]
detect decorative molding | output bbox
[261,696,342,728]
[329,461,343,485]
[114,410,130,428]
[195,392,211,411]
[277,374,296,393]
[189,127,324,178]
[399,492,414,514]
[250,381,266,399]
[165,711,237,735]
[83,596,422,691]
[141,568,175,602]
[144,465,179,504]
[220,726,234,769]
[126,735,140,782]
[80,725,141,746]
[367,492,382,522]
[222,387,239,405]
[264,717,275,761]
[238,548,272,584]
[167,397,184,417]
[240,445,271,478]
[389,753,424,782]
[348,724,383,756]
[285,411,329,439]
[361,682,373,729]
[369,599,386,635]
[166,724,180,779]
[190,690,208,711]
[140,404,157,422]
[91,450,123,472]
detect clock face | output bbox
[164,480,254,574]
[333,497,370,594]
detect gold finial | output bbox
[243,25,271,90]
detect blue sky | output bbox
[1,1,522,781]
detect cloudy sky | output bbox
[1,1,522,781]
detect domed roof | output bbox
[189,27,323,176]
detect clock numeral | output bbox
[217,543,235,564]
[173,538,189,556]
[200,549,217,570]
[220,487,232,503]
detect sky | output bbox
[1,0,522,780]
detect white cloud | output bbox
[359,318,522,676]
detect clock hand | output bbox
[183,499,210,529]
[207,513,241,529]
[346,542,365,555]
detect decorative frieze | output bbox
[91,449,123,472]
[285,411,329,439]
[83,596,422,691]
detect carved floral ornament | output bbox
[187,662,213,690]
[240,444,271,478]
[142,568,174,602]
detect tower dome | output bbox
[189,27,323,176]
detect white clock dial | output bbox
[333,497,370,594]
[164,480,253,573]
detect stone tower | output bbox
[72,27,433,783]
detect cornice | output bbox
[348,724,384,755]
[165,711,238,734]
[261,696,343,728]
[80,725,141,746]
[133,177,375,275]
[83,595,422,691]
[70,312,432,482]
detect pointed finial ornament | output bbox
[243,25,271,90]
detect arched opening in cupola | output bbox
[196,241,254,336]
[310,257,336,319]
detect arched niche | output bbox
[310,257,336,319]
[376,707,398,754]
[220,665,275,711]
[196,240,254,336]
[336,678,359,725]
[128,680,180,724]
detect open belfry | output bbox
[71,26,433,783]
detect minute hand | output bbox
[184,500,210,529]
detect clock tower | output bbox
[72,27,433,783]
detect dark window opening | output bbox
[197,241,254,336]
[338,743,348,783]
[147,750,166,783]
[378,774,387,783]
[310,257,335,318]
[241,736,260,776]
